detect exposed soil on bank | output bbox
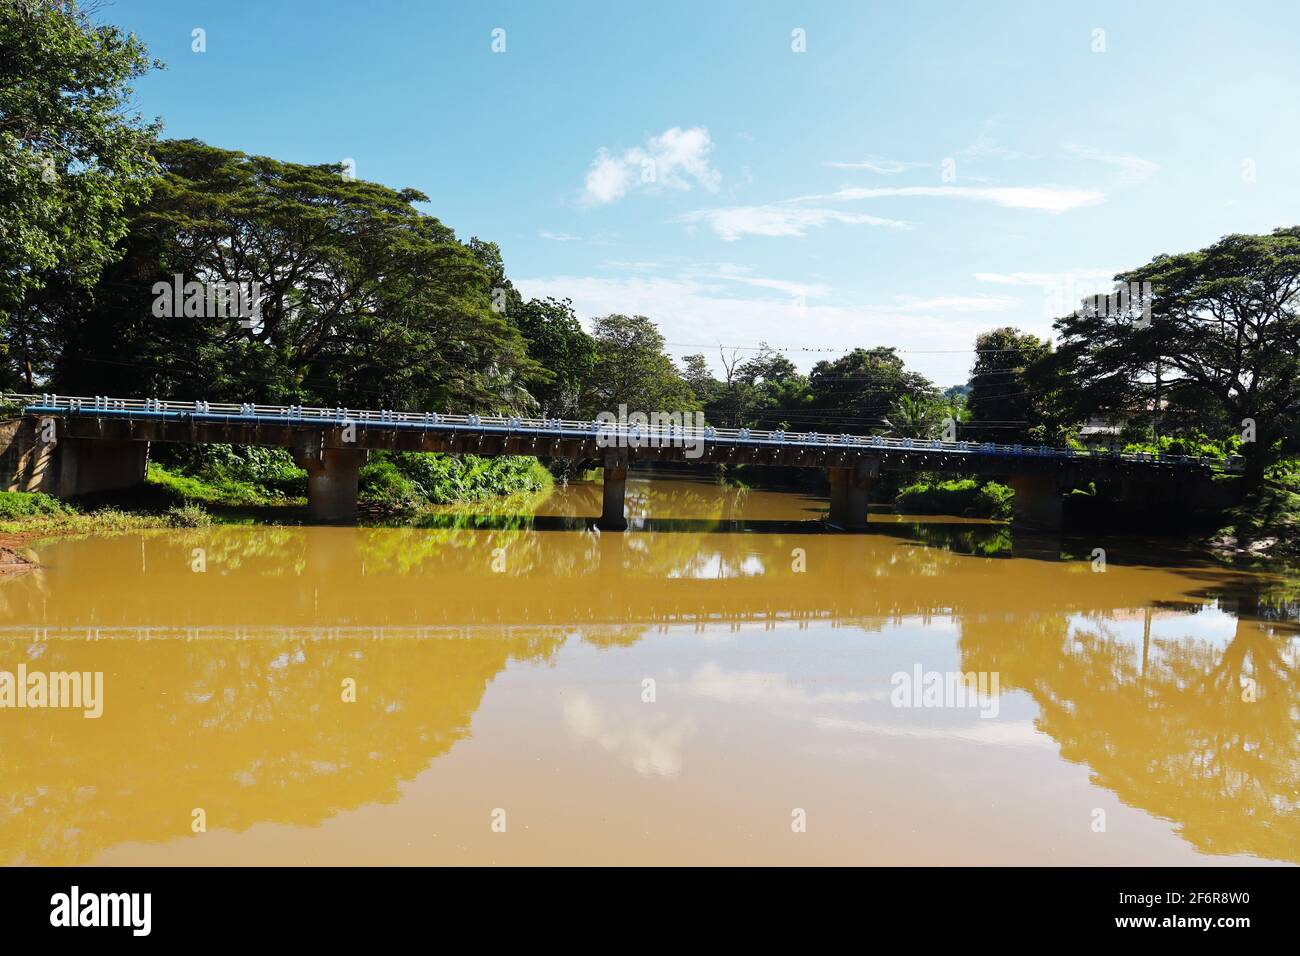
[0,536,37,572]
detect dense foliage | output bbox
[967,327,1070,445]
[1,0,159,387]
[895,479,1014,519]
[1045,228,1300,488]
[148,443,549,511]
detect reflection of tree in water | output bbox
[7,480,1298,864]
[578,625,655,649]
[958,588,1299,863]
[170,525,308,575]
[0,629,566,865]
[906,521,1012,558]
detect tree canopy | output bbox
[42,139,542,411]
[807,347,937,435]
[1046,228,1300,485]
[967,327,1071,446]
[1,0,159,387]
[584,314,697,415]
[507,296,596,419]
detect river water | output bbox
[1,474,1296,865]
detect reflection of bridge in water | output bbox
[2,393,1240,531]
[3,520,1284,630]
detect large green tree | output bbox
[734,347,809,429]
[806,346,935,434]
[1048,228,1300,487]
[680,353,720,412]
[682,347,810,430]
[584,314,696,414]
[507,296,596,418]
[967,327,1072,445]
[1,0,160,388]
[48,139,539,411]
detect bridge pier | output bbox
[1008,473,1064,532]
[0,420,148,497]
[58,437,149,497]
[598,451,628,531]
[293,446,365,522]
[42,436,149,498]
[826,460,877,531]
[1120,476,1159,509]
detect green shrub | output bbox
[165,503,213,527]
[150,444,307,499]
[358,458,424,512]
[360,452,550,508]
[895,478,1012,519]
[1121,432,1238,460]
[147,462,291,506]
[973,481,1014,519]
[149,444,550,512]
[0,490,74,519]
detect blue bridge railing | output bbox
[4,392,1244,472]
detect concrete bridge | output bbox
[0,393,1239,531]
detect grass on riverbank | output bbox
[1209,463,1300,562]
[0,490,211,538]
[0,446,553,541]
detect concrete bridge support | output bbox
[1120,476,1159,510]
[598,451,629,531]
[0,420,148,497]
[826,460,878,531]
[294,447,365,521]
[1008,473,1064,532]
[55,437,150,497]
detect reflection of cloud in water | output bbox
[814,716,1054,748]
[687,662,1042,748]
[667,554,767,579]
[562,694,695,778]
[1068,604,1240,651]
[688,662,887,705]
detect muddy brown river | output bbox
[1,475,1296,865]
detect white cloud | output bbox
[880,294,1020,313]
[540,230,582,242]
[581,126,722,205]
[562,693,695,777]
[685,263,831,299]
[974,268,1120,320]
[1064,144,1159,185]
[797,185,1105,214]
[600,259,663,272]
[960,130,1035,161]
[824,155,929,174]
[689,663,885,705]
[974,268,1114,287]
[677,204,910,240]
[813,716,1053,748]
[584,152,634,204]
[514,271,1049,385]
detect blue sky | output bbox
[108,0,1300,386]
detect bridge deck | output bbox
[6,392,1242,475]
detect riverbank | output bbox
[1208,470,1300,563]
[0,490,212,571]
[145,444,553,511]
[3,460,1296,573]
[0,447,554,559]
